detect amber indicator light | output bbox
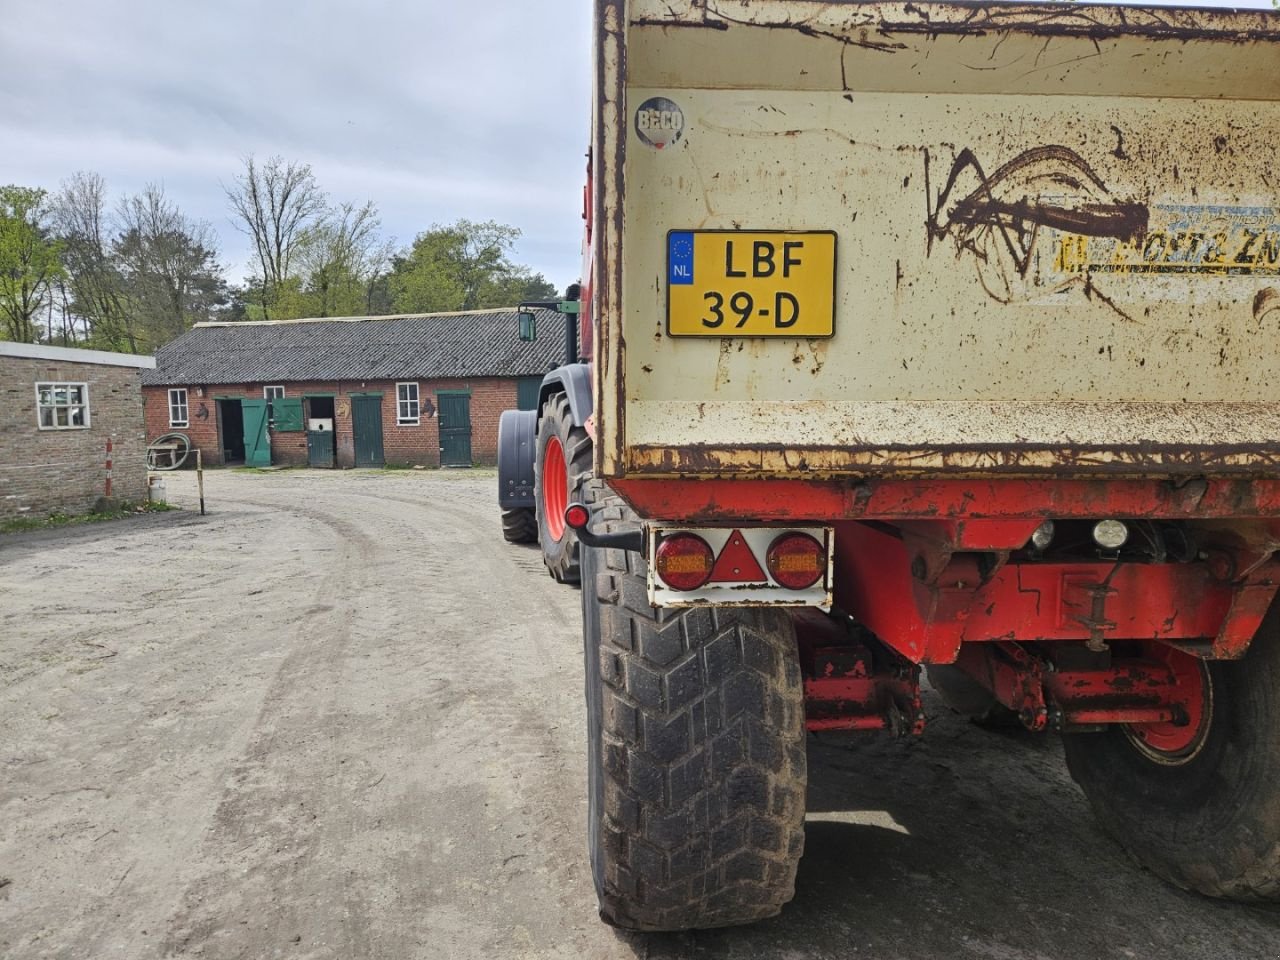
[655,534,715,591]
[766,533,825,590]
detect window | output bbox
[397,382,420,425]
[168,388,189,427]
[36,382,90,430]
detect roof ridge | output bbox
[194,307,541,329]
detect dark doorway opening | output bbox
[218,399,245,463]
[308,396,335,420]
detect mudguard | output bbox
[540,363,593,428]
[498,409,537,510]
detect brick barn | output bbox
[140,309,564,469]
[0,341,154,518]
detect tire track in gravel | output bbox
[159,493,385,959]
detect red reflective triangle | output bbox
[709,530,767,583]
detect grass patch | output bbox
[1,501,177,535]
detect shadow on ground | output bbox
[614,695,1280,960]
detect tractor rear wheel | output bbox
[580,480,807,930]
[535,393,590,583]
[1063,623,1280,902]
[501,508,537,544]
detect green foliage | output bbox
[113,185,229,345]
[27,158,565,348]
[52,176,228,351]
[389,219,558,314]
[0,186,64,342]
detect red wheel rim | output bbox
[544,435,568,542]
[1124,645,1213,764]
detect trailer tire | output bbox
[535,393,590,583]
[580,480,807,931]
[1063,621,1280,902]
[501,508,538,544]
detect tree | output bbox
[53,172,136,350]
[389,219,558,314]
[0,186,64,342]
[291,200,394,318]
[114,184,228,346]
[224,155,326,320]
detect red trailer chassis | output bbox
[612,475,1280,742]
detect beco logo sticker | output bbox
[636,97,684,149]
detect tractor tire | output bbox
[580,479,807,931]
[1063,615,1280,903]
[535,393,591,584]
[501,508,537,544]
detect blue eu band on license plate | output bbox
[666,230,836,338]
[669,232,695,286]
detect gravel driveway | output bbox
[2,469,1278,959]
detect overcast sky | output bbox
[1,0,592,288]
[0,0,1270,292]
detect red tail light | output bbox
[654,534,715,591]
[766,533,825,590]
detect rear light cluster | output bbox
[654,534,716,591]
[765,533,825,590]
[654,531,825,592]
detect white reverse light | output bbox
[1092,520,1130,550]
[1030,520,1055,551]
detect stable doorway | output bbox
[438,392,472,467]
[217,398,270,466]
[352,395,385,467]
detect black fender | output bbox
[497,409,537,510]
[539,363,593,428]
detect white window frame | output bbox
[397,381,421,425]
[36,382,91,431]
[168,388,189,428]
[263,385,285,401]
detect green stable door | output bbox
[352,395,385,467]
[438,393,472,467]
[241,399,271,467]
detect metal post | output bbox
[197,449,206,516]
[104,437,113,499]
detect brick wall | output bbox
[143,377,519,469]
[0,355,148,518]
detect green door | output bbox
[352,395,385,467]
[438,393,472,467]
[516,377,542,411]
[242,399,271,466]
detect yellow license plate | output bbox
[667,230,836,337]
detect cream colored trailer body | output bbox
[592,1,1280,480]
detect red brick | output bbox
[143,378,522,469]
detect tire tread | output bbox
[583,479,806,931]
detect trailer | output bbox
[498,0,1280,931]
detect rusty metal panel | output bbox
[596,1,1280,479]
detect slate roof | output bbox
[141,309,568,386]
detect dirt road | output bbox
[2,470,1278,959]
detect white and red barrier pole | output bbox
[105,438,114,499]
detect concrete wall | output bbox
[0,354,148,518]
[143,378,519,469]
